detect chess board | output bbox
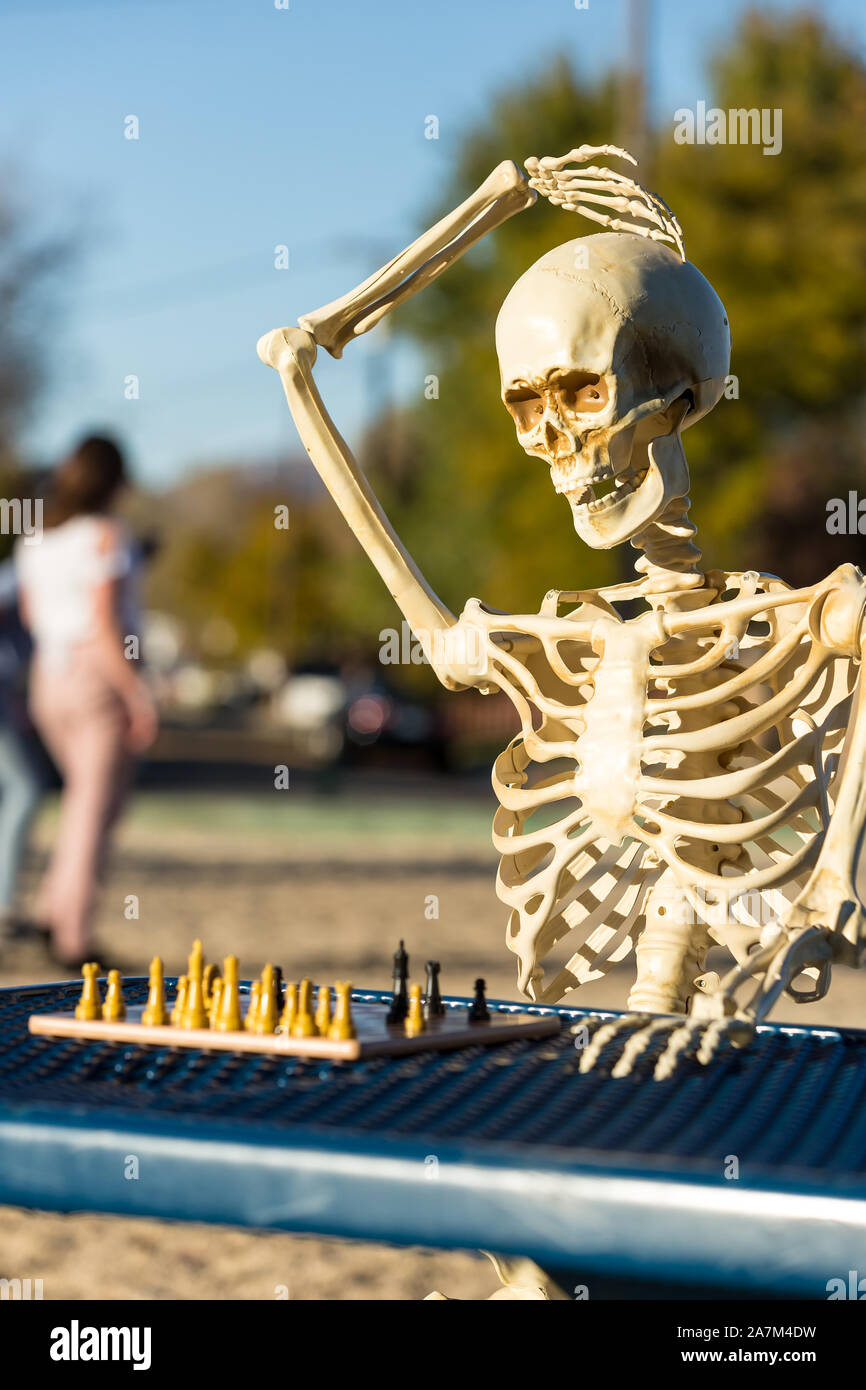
[28,995,561,1060]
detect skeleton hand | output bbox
[578,924,833,1082]
[702,923,834,1022]
[524,145,685,259]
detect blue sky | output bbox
[0,0,863,487]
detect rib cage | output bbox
[461,570,859,1003]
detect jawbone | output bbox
[563,430,690,549]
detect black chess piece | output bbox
[423,960,445,1021]
[468,977,490,1024]
[273,965,284,1011]
[386,939,409,1025]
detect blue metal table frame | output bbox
[1,978,865,1297]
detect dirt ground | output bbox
[2,782,864,1300]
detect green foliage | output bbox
[655,9,866,571]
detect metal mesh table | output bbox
[1,979,865,1296]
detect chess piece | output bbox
[328,981,356,1041]
[170,975,188,1027]
[215,955,243,1032]
[245,980,262,1032]
[186,939,203,985]
[102,969,126,1022]
[291,978,316,1037]
[423,960,445,1020]
[253,965,279,1035]
[468,978,490,1023]
[272,965,284,1012]
[405,983,425,1037]
[279,981,297,1035]
[74,963,102,1021]
[386,939,409,1025]
[141,956,168,1027]
[202,963,219,1010]
[208,975,224,1029]
[181,939,209,1029]
[315,985,331,1035]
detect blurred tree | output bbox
[655,9,866,581]
[0,183,72,463]
[0,176,74,561]
[138,461,386,665]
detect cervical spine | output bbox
[632,495,703,593]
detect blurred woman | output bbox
[15,436,157,967]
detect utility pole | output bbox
[620,0,650,174]
[619,0,651,588]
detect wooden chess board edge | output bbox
[28,1013,361,1058]
[28,1010,561,1059]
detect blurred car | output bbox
[272,665,447,770]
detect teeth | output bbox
[556,463,650,514]
[582,479,636,513]
[549,460,613,497]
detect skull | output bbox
[495,233,730,548]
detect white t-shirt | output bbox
[15,515,139,671]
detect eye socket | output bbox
[503,389,544,432]
[502,371,609,431]
[554,372,609,415]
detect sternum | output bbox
[579,620,658,843]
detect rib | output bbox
[658,832,820,893]
[651,778,818,845]
[644,652,831,754]
[650,629,744,680]
[639,727,819,799]
[661,584,815,636]
[653,624,807,708]
[492,769,580,814]
[529,842,644,964]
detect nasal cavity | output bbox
[545,420,567,449]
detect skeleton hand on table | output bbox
[580,873,864,1082]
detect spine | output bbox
[631,495,704,592]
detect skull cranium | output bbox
[495,233,731,548]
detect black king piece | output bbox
[386,939,409,1025]
[424,960,445,1021]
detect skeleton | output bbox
[258,148,866,1078]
